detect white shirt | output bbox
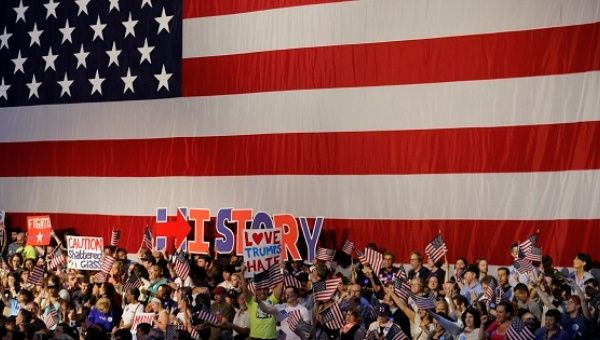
[232,308,249,337]
[276,303,310,340]
[122,302,144,326]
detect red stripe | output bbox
[1,121,599,177]
[4,212,597,266]
[182,23,600,96]
[183,0,349,18]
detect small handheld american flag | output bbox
[110,229,122,247]
[100,256,115,273]
[365,247,383,274]
[506,317,534,340]
[518,232,539,259]
[254,270,271,289]
[393,276,411,301]
[44,305,58,329]
[47,249,66,271]
[142,226,154,250]
[312,277,341,301]
[173,251,190,281]
[410,293,436,310]
[124,272,143,291]
[28,265,45,285]
[268,264,283,286]
[284,272,302,289]
[341,240,354,255]
[513,258,533,274]
[525,246,542,262]
[321,302,344,329]
[425,234,448,263]
[196,310,221,326]
[287,309,303,331]
[316,247,336,261]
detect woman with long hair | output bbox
[482,301,513,339]
[340,307,366,339]
[429,306,482,340]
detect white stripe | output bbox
[1,171,599,219]
[1,72,599,142]
[183,0,600,58]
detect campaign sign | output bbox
[26,215,53,246]
[244,228,282,275]
[67,236,103,270]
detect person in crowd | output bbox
[459,265,483,305]
[258,286,310,339]
[209,286,234,339]
[570,253,594,289]
[366,304,405,339]
[339,283,376,326]
[513,282,542,320]
[408,251,431,280]
[118,287,144,332]
[340,307,366,339]
[496,267,513,302]
[453,257,468,282]
[534,309,570,340]
[477,258,489,280]
[242,265,283,340]
[482,300,513,339]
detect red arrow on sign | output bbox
[155,209,191,251]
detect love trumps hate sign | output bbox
[243,228,282,275]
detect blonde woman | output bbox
[87,297,120,333]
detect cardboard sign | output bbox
[26,215,53,246]
[244,228,282,275]
[66,236,103,270]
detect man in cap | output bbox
[459,265,483,305]
[366,304,405,339]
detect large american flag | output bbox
[1,1,599,266]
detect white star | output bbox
[137,38,154,64]
[44,0,59,19]
[154,65,172,91]
[28,22,43,47]
[74,44,89,69]
[42,46,58,71]
[59,19,75,43]
[121,67,137,93]
[122,13,137,38]
[57,73,73,97]
[36,232,44,243]
[140,0,152,8]
[0,78,10,100]
[89,70,105,95]
[0,27,12,50]
[155,8,172,34]
[11,50,27,74]
[108,0,119,12]
[90,16,106,41]
[13,0,28,23]
[27,74,41,99]
[75,0,90,15]
[106,41,121,67]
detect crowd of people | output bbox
[0,222,598,340]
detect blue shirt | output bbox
[460,282,483,304]
[534,327,570,340]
